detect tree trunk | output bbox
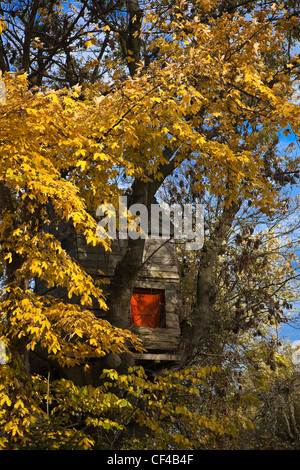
[103,146,177,370]
[183,200,241,349]
[104,179,155,371]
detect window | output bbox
[130,288,165,328]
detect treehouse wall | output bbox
[75,234,182,363]
[35,228,182,367]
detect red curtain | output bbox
[130,289,164,328]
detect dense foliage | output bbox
[1,0,300,449]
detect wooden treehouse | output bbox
[35,207,183,374]
[75,234,182,370]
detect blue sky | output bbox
[281,322,300,343]
[276,116,300,343]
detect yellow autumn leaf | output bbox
[76,160,87,170]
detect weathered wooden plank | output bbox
[141,340,180,350]
[133,353,181,362]
[139,270,180,279]
[138,331,180,338]
[138,339,180,350]
[140,266,179,276]
[134,280,180,290]
[141,335,179,344]
[134,335,180,346]
[136,338,179,346]
[88,270,180,279]
[132,326,180,334]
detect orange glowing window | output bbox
[130,288,165,328]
